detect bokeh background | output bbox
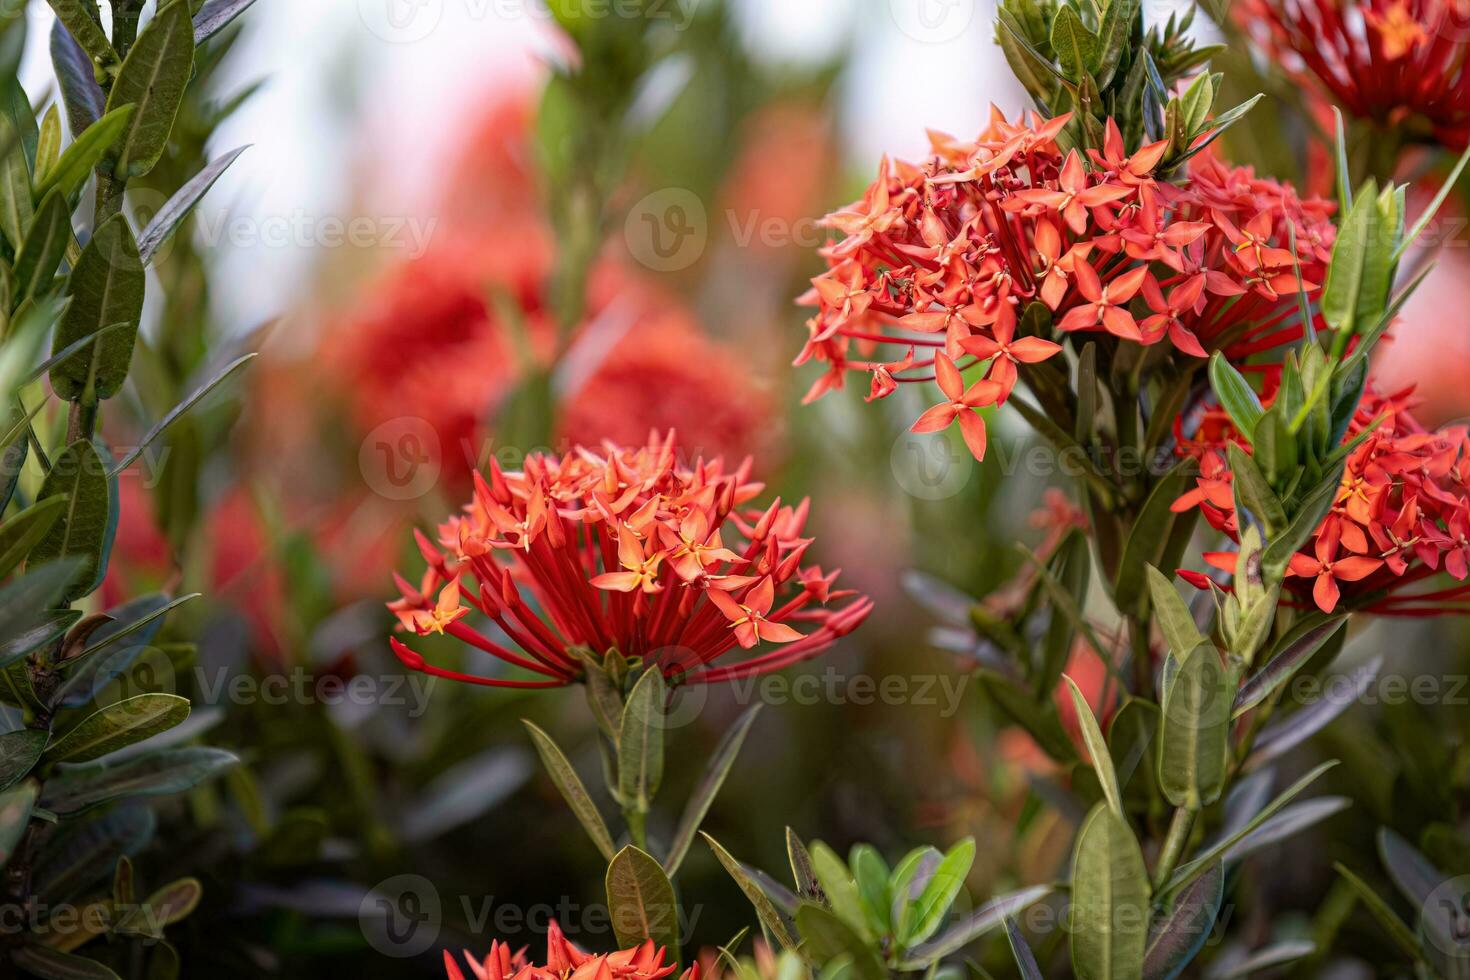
[24,0,1470,975]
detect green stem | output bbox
[624,804,648,851]
[1153,807,1196,890]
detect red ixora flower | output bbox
[796,108,1335,461]
[388,433,873,688]
[1240,0,1470,149]
[1173,380,1470,614]
[444,920,698,980]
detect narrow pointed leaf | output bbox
[111,354,255,474]
[42,694,190,765]
[703,832,796,949]
[1066,675,1125,820]
[521,720,615,861]
[138,146,249,264]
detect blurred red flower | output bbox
[445,920,698,980]
[1240,0,1470,149]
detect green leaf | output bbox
[1071,803,1150,980]
[28,440,111,602]
[1331,862,1426,963]
[0,730,46,792]
[1143,861,1223,980]
[1039,531,1090,697]
[1146,565,1204,656]
[104,1,195,178]
[41,693,191,765]
[11,945,121,979]
[1208,353,1263,437]
[703,832,796,950]
[36,104,137,202]
[1050,7,1099,79]
[1322,182,1393,344]
[902,837,975,947]
[1066,675,1125,820]
[34,105,60,187]
[606,844,680,956]
[1178,71,1214,135]
[1007,916,1044,980]
[787,827,824,904]
[664,703,760,876]
[0,495,68,579]
[110,353,255,475]
[902,885,1053,967]
[811,842,869,940]
[0,777,35,865]
[796,905,886,980]
[49,215,145,402]
[851,845,891,938]
[1233,617,1346,718]
[193,0,260,44]
[1157,643,1233,809]
[1115,462,1197,615]
[521,720,615,861]
[1261,464,1346,579]
[50,18,104,134]
[115,877,203,937]
[1396,140,1470,263]
[618,667,666,810]
[41,747,237,815]
[46,1,118,72]
[138,145,248,264]
[1226,443,1285,535]
[0,114,34,251]
[12,189,71,311]
[1166,760,1339,895]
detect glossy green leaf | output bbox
[796,904,886,980]
[49,214,145,402]
[851,845,891,938]
[1208,353,1263,440]
[28,440,112,602]
[46,1,118,71]
[12,189,71,311]
[41,693,191,765]
[1322,181,1393,344]
[0,495,68,580]
[34,105,60,189]
[1071,803,1150,980]
[0,730,47,792]
[0,114,33,250]
[50,18,104,134]
[1146,565,1204,657]
[1158,643,1233,809]
[618,667,666,810]
[1067,675,1125,820]
[902,837,975,947]
[1233,617,1346,718]
[138,145,248,264]
[521,720,615,861]
[1226,443,1285,535]
[1050,7,1099,79]
[103,1,195,179]
[36,104,136,202]
[607,844,680,956]
[703,832,796,950]
[1143,860,1223,980]
[811,842,869,940]
[41,746,237,815]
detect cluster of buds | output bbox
[796,108,1335,460]
[389,433,872,688]
[445,921,697,980]
[1174,380,1470,614]
[1240,0,1470,149]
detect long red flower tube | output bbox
[388,433,872,688]
[796,108,1336,462]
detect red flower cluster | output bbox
[389,433,872,688]
[1173,382,1470,614]
[797,109,1335,461]
[1240,0,1470,149]
[445,920,697,980]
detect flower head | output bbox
[1240,0,1470,149]
[797,109,1334,460]
[1173,381,1470,614]
[389,433,872,687]
[445,920,697,980]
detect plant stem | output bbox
[624,804,647,851]
[1153,807,1195,890]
